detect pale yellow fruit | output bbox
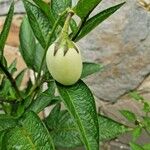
[46,42,82,85]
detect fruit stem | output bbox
[61,11,74,39]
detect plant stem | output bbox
[61,12,74,38]
[0,62,23,101]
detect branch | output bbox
[0,62,23,101]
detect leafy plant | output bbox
[0,0,126,149]
[120,91,150,150]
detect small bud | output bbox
[46,39,82,85]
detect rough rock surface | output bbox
[0,0,24,15]
[79,0,150,102]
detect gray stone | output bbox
[0,0,25,15]
[78,0,150,102]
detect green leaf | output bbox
[34,43,46,72]
[81,62,103,78]
[0,73,3,85]
[19,16,36,69]
[0,78,16,100]
[70,18,78,34]
[0,57,7,71]
[98,115,128,141]
[132,127,142,142]
[51,0,72,18]
[23,0,52,48]
[129,91,144,101]
[8,59,17,75]
[48,96,61,106]
[45,109,128,148]
[28,81,56,113]
[130,142,144,150]
[143,102,150,113]
[51,0,72,28]
[56,80,99,150]
[23,79,33,95]
[0,131,6,149]
[120,110,137,122]
[32,0,55,24]
[0,1,14,58]
[45,104,61,129]
[74,0,102,19]
[15,69,26,88]
[143,116,150,131]
[143,143,150,150]
[75,2,125,41]
[4,111,55,150]
[45,105,82,148]
[0,79,11,98]
[0,115,17,132]
[20,17,46,73]
[16,102,25,118]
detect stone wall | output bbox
[79,0,150,122]
[81,0,150,101]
